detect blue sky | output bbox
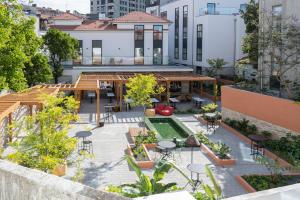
[22,0,90,14]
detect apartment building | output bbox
[259,0,300,91]
[147,0,248,74]
[48,12,188,82]
[90,0,146,18]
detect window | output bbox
[134,25,144,64]
[196,24,203,61]
[240,4,247,12]
[207,3,216,15]
[174,7,179,59]
[272,5,282,31]
[73,40,83,64]
[153,25,163,65]
[182,5,188,60]
[160,11,167,19]
[92,40,102,65]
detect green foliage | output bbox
[243,175,290,191]
[43,28,79,83]
[255,156,284,182]
[174,108,199,114]
[6,93,79,172]
[202,103,218,113]
[240,0,259,66]
[196,132,231,159]
[224,118,257,136]
[135,130,158,144]
[194,165,222,200]
[0,0,46,91]
[125,74,165,108]
[206,58,228,78]
[24,53,53,86]
[107,156,180,198]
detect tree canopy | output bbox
[0,0,52,91]
[240,0,259,67]
[43,28,79,83]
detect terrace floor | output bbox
[65,98,268,198]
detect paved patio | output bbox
[65,98,268,198]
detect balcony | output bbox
[198,7,240,16]
[62,56,169,66]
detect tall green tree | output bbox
[207,58,228,78]
[0,0,52,91]
[240,0,259,68]
[24,53,53,86]
[43,29,79,83]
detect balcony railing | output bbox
[198,7,241,16]
[62,56,169,66]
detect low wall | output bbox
[0,159,128,200]
[221,86,300,138]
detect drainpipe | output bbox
[191,0,195,72]
[233,16,237,68]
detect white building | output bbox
[147,0,248,74]
[48,12,193,82]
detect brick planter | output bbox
[236,176,257,193]
[200,143,236,166]
[221,122,293,168]
[127,144,155,169]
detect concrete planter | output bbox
[200,143,236,166]
[52,162,67,176]
[127,144,154,169]
[221,122,293,168]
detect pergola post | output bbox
[213,79,217,103]
[166,81,170,103]
[119,81,123,111]
[8,113,12,142]
[29,105,33,116]
[96,89,100,126]
[200,81,203,97]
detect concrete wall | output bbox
[0,159,129,200]
[221,86,300,138]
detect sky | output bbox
[21,0,90,14]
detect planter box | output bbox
[52,163,67,177]
[200,143,236,166]
[127,144,154,169]
[221,122,293,168]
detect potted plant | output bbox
[125,74,165,119]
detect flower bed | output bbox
[128,127,157,148]
[196,133,235,166]
[237,174,300,192]
[222,119,295,168]
[127,144,154,169]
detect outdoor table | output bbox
[249,134,268,156]
[169,97,180,109]
[150,98,160,107]
[107,92,115,103]
[75,131,92,151]
[158,140,176,160]
[124,98,133,111]
[187,163,205,191]
[204,113,218,132]
[87,92,96,104]
[192,97,206,108]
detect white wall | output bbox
[158,0,247,70]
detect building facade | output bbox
[48,12,176,82]
[90,0,146,18]
[147,0,248,74]
[259,0,300,93]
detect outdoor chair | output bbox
[82,140,93,154]
[154,145,166,161]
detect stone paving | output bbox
[65,98,269,198]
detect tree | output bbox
[240,0,259,68]
[0,0,52,91]
[260,15,300,98]
[125,74,165,110]
[7,93,79,172]
[43,28,79,83]
[24,53,53,86]
[207,58,227,78]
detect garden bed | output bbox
[196,133,235,166]
[221,119,294,168]
[127,127,157,148]
[236,175,300,193]
[127,144,154,169]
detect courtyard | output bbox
[65,97,269,198]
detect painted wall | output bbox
[221,86,300,133]
[52,19,82,26]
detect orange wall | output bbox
[221,86,300,133]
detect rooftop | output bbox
[50,12,82,20]
[113,11,171,23]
